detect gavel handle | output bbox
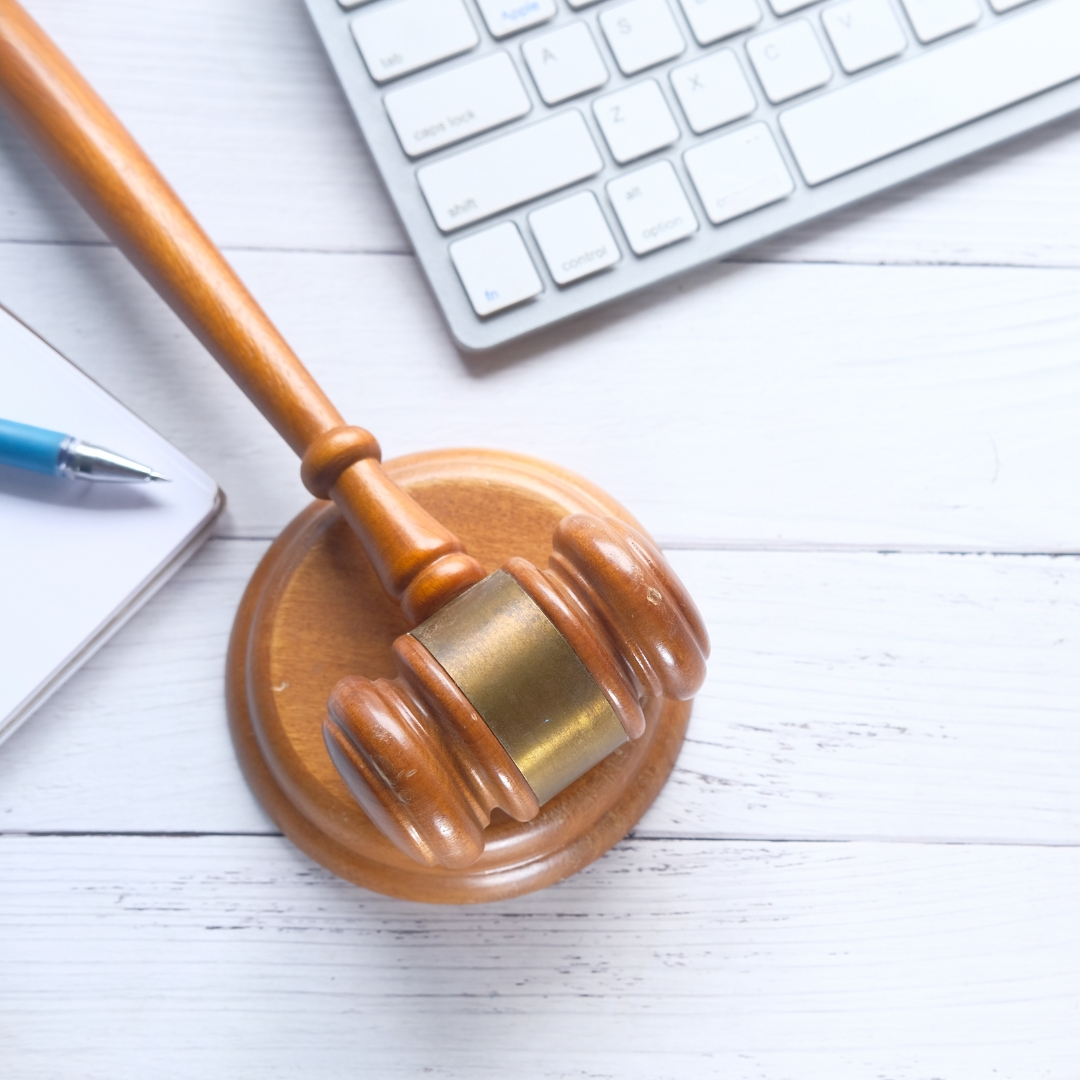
[0,0,485,623]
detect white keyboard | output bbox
[304,0,1080,349]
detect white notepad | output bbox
[0,305,223,744]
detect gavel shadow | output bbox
[0,463,157,509]
[457,256,748,380]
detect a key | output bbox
[684,122,795,223]
[351,0,479,84]
[607,160,698,254]
[990,0,1036,11]
[449,222,542,315]
[529,192,621,284]
[385,52,531,157]
[599,0,686,76]
[781,0,1080,184]
[746,21,833,104]
[899,0,980,42]
[767,0,817,13]
[676,0,762,46]
[522,23,609,104]
[822,0,907,73]
[593,80,681,164]
[475,0,557,39]
[670,50,756,134]
[417,111,603,231]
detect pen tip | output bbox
[148,471,171,482]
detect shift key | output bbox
[418,112,603,232]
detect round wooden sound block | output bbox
[226,449,691,904]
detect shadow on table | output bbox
[458,107,1080,381]
[0,462,157,509]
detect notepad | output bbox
[0,305,223,745]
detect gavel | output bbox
[0,0,708,878]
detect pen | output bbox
[0,417,169,483]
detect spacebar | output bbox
[779,0,1080,186]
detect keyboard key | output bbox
[418,111,603,231]
[384,52,531,158]
[746,21,833,104]
[677,0,762,45]
[990,0,1036,10]
[780,0,1080,184]
[684,122,795,223]
[567,0,605,6]
[529,192,621,283]
[822,0,907,72]
[768,0,818,13]
[475,0,556,38]
[607,160,698,254]
[600,0,686,76]
[899,0,980,41]
[450,222,542,316]
[338,0,374,9]
[671,50,756,134]
[593,80,680,164]
[522,23,609,104]
[351,0,479,84]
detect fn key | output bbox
[450,223,543,317]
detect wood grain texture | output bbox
[2,243,1080,548]
[0,0,406,252]
[1,835,1077,1078]
[2,542,1078,844]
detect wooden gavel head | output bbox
[323,512,709,870]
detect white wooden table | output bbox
[2,2,1079,1075]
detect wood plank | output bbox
[644,548,1080,844]
[1,835,1077,1077]
[1,0,1078,267]
[2,541,1078,844]
[0,0,405,253]
[2,242,1080,547]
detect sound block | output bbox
[226,448,691,904]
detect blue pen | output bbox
[0,417,168,483]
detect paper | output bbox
[0,306,223,744]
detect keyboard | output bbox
[304,0,1080,349]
